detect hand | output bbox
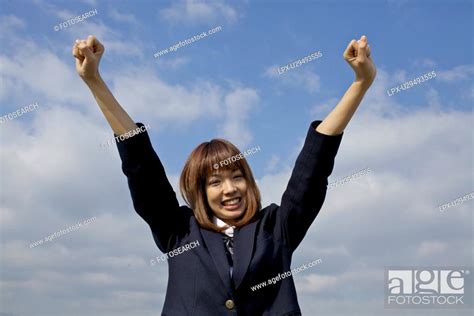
[343,35,376,87]
[72,35,104,82]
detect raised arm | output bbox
[279,35,376,253]
[72,35,137,135]
[316,35,376,136]
[72,36,190,252]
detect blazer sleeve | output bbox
[278,120,343,253]
[114,123,189,253]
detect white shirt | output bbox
[212,216,235,278]
[212,216,235,237]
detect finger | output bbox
[357,35,368,60]
[78,41,94,60]
[343,39,358,59]
[75,56,83,69]
[367,44,371,57]
[72,41,85,61]
[73,50,84,61]
[86,35,104,56]
[86,35,97,53]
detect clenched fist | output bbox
[343,35,376,87]
[72,35,104,82]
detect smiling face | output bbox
[179,138,262,231]
[205,168,247,223]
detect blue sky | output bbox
[0,0,473,315]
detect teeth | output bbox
[222,198,240,206]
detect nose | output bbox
[222,179,237,194]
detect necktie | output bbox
[223,235,234,266]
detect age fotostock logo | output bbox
[385,267,472,309]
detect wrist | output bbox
[353,78,372,91]
[83,75,104,88]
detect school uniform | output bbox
[115,120,343,316]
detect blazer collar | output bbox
[200,228,233,292]
[232,219,258,289]
[200,217,258,290]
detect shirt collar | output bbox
[212,216,235,237]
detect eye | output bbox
[234,172,244,180]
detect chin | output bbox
[224,210,245,220]
[219,205,246,220]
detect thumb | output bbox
[357,35,368,61]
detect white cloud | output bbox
[108,8,140,26]
[0,14,26,34]
[217,87,259,148]
[436,64,474,82]
[80,0,98,6]
[110,67,224,128]
[425,87,441,110]
[416,241,448,257]
[27,2,144,58]
[310,97,340,118]
[298,273,340,293]
[392,69,407,82]
[410,58,437,68]
[160,0,238,25]
[263,155,280,173]
[264,64,321,94]
[155,56,191,69]
[0,44,92,105]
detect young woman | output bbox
[73,34,376,316]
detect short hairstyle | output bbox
[179,138,261,232]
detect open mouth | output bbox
[221,197,242,210]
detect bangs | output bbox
[203,140,245,177]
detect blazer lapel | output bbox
[232,219,258,289]
[200,228,233,291]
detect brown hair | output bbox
[179,138,261,232]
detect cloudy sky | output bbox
[0,0,472,315]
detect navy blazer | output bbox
[115,120,343,315]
